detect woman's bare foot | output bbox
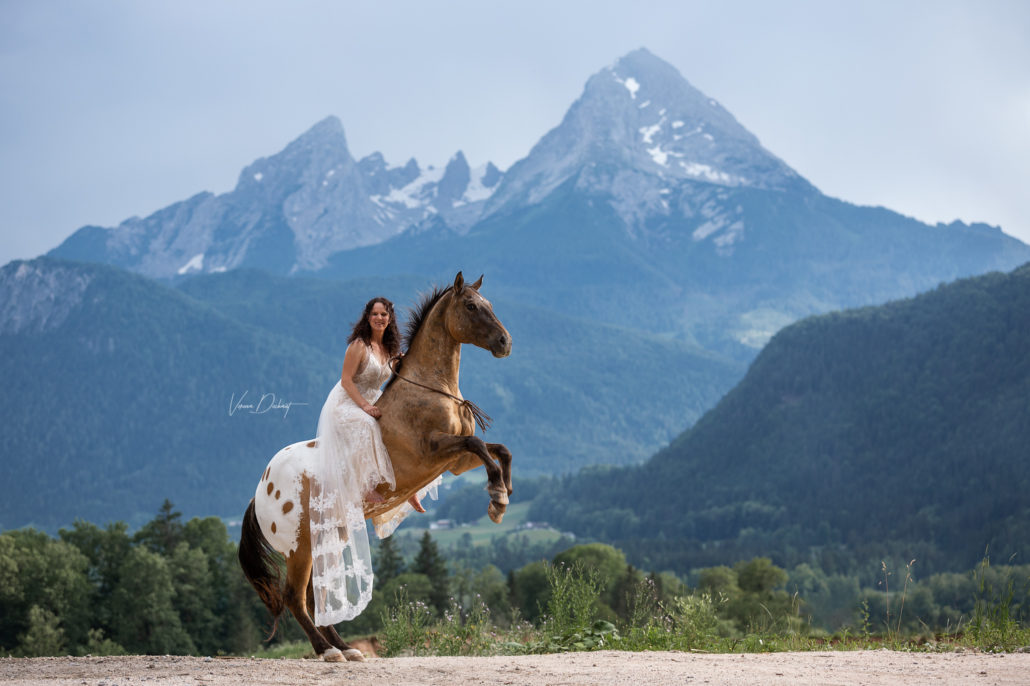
[408,493,426,513]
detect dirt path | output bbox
[2,650,1028,686]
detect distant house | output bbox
[429,519,455,530]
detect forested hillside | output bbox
[531,263,1030,577]
[0,259,743,530]
[178,268,745,476]
[0,259,332,531]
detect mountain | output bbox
[50,118,504,278]
[530,261,1030,576]
[321,48,1030,357]
[49,49,1030,358]
[0,257,332,531]
[0,258,743,531]
[21,47,1030,531]
[483,47,807,216]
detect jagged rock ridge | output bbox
[50,117,504,278]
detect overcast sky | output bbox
[1,0,1028,266]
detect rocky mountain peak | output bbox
[236,115,355,196]
[0,259,93,335]
[486,49,806,216]
[481,162,502,188]
[437,151,472,206]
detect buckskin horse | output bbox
[238,272,513,661]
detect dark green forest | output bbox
[4,503,1028,657]
[528,263,1030,578]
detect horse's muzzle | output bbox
[491,333,512,358]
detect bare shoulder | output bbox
[345,339,368,358]
[342,339,368,374]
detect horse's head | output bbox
[444,272,511,358]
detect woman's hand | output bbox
[362,404,382,419]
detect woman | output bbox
[308,297,435,627]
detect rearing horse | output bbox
[238,272,513,661]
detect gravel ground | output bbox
[2,650,1029,686]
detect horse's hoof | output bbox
[487,486,509,506]
[343,648,366,662]
[487,501,505,524]
[322,648,345,662]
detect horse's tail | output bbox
[238,498,285,639]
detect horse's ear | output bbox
[470,274,483,291]
[453,271,465,293]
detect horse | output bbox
[238,272,513,661]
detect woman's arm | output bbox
[340,340,381,418]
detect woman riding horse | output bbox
[239,272,513,661]
[307,295,438,630]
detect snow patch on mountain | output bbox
[380,165,446,210]
[681,162,742,185]
[615,74,640,99]
[640,121,663,145]
[688,197,746,254]
[177,253,204,275]
[457,164,503,206]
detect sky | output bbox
[1,0,1028,265]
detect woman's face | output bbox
[368,302,390,333]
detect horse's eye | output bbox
[466,302,477,311]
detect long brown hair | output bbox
[348,297,401,357]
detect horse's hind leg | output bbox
[307,576,366,662]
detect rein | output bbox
[389,357,492,433]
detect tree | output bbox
[375,535,405,584]
[703,558,794,632]
[473,564,510,625]
[59,520,132,635]
[168,542,218,654]
[610,563,645,623]
[109,547,195,654]
[16,606,65,657]
[134,499,185,555]
[697,565,739,596]
[0,529,92,653]
[554,543,627,613]
[510,560,550,623]
[182,517,253,652]
[736,557,788,594]
[412,532,449,614]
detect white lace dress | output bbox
[309,346,437,627]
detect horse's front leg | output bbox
[283,550,340,661]
[306,576,365,662]
[427,431,508,523]
[486,442,513,496]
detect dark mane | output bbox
[403,284,451,350]
[383,284,451,391]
